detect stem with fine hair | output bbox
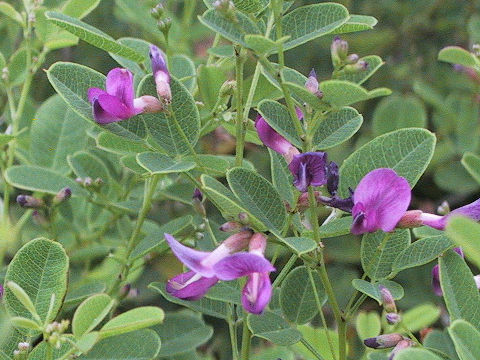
[234,46,246,167]
[240,317,251,360]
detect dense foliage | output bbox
[1,0,480,359]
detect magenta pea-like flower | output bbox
[88,68,162,124]
[150,45,171,104]
[351,168,411,235]
[418,198,480,230]
[288,152,328,193]
[214,233,275,314]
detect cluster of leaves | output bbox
[0,0,480,360]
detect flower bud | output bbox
[331,36,348,67]
[386,313,401,325]
[17,195,44,208]
[380,286,397,313]
[326,161,339,195]
[134,95,164,113]
[219,221,242,232]
[437,200,450,215]
[473,44,480,57]
[151,4,165,19]
[32,210,48,227]
[219,80,236,97]
[1,67,8,82]
[53,187,72,205]
[305,69,319,94]
[364,333,405,349]
[17,342,30,351]
[192,189,206,217]
[344,61,369,73]
[238,212,249,223]
[388,339,414,360]
[345,53,360,64]
[157,17,172,36]
[249,232,267,254]
[397,210,423,228]
[213,0,237,22]
[84,177,93,187]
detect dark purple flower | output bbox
[88,68,143,124]
[255,115,299,158]
[150,45,171,103]
[214,233,274,314]
[420,198,480,230]
[166,271,218,300]
[288,152,328,193]
[351,168,411,235]
[326,161,339,195]
[16,195,44,208]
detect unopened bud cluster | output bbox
[149,1,171,37]
[213,0,237,22]
[13,342,30,359]
[76,176,103,190]
[331,36,368,73]
[45,320,69,349]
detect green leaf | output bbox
[96,132,148,155]
[5,165,88,196]
[320,80,391,107]
[205,281,242,304]
[171,54,196,92]
[280,237,317,255]
[149,282,229,319]
[31,95,89,174]
[395,348,444,360]
[424,329,460,360]
[136,152,196,174]
[312,107,363,150]
[35,7,78,50]
[45,11,145,62]
[438,46,480,68]
[130,216,194,261]
[335,55,384,84]
[62,0,101,18]
[197,64,228,111]
[447,216,480,274]
[440,249,480,331]
[339,128,436,197]
[245,34,281,55]
[0,2,23,25]
[198,9,261,47]
[186,155,231,177]
[232,0,269,13]
[462,152,480,185]
[153,313,213,357]
[201,174,264,230]
[28,336,74,360]
[356,312,381,339]
[332,14,378,34]
[72,294,115,338]
[392,235,454,274]
[361,229,410,280]
[10,316,42,331]
[269,149,295,206]
[0,134,14,147]
[68,151,111,183]
[284,81,326,111]
[247,311,302,346]
[280,4,349,50]
[4,239,68,332]
[280,266,326,324]
[351,279,404,303]
[110,37,150,76]
[373,95,427,136]
[100,306,164,339]
[64,282,107,307]
[138,75,200,155]
[402,303,441,332]
[227,167,287,235]
[46,62,147,140]
[257,99,302,148]
[318,217,352,238]
[293,326,343,360]
[79,329,161,359]
[448,319,480,360]
[8,48,27,87]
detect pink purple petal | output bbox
[166,271,218,300]
[164,233,212,276]
[255,115,295,155]
[242,272,272,314]
[105,68,136,109]
[351,168,411,235]
[288,152,328,192]
[213,253,275,281]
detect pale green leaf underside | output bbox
[247,311,302,345]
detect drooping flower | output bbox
[254,115,300,162]
[150,45,171,104]
[351,168,411,235]
[419,198,480,230]
[288,152,328,193]
[88,68,162,124]
[165,230,252,300]
[214,233,275,314]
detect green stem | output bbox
[308,187,347,360]
[234,46,246,167]
[306,265,337,360]
[271,253,297,287]
[227,305,239,360]
[108,175,160,296]
[300,338,325,360]
[240,318,251,360]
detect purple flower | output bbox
[432,247,464,296]
[351,168,411,235]
[419,198,480,230]
[214,233,274,314]
[150,45,171,104]
[255,115,299,159]
[288,152,328,193]
[0,283,3,299]
[165,231,252,300]
[364,334,405,349]
[305,69,323,98]
[326,161,339,195]
[88,68,143,124]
